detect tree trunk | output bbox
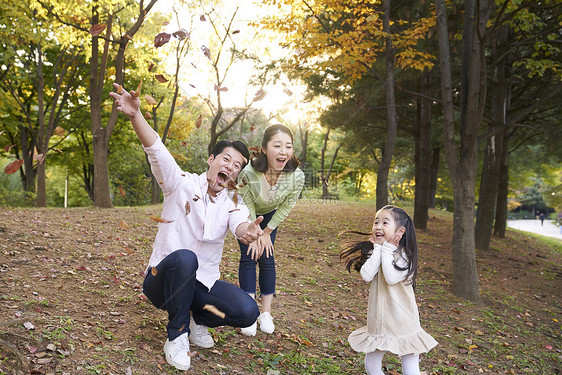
[92,130,112,207]
[436,0,490,301]
[451,169,480,298]
[376,0,398,211]
[298,122,308,169]
[429,147,440,208]
[494,130,511,237]
[89,1,157,208]
[475,26,509,250]
[414,69,432,229]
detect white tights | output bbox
[364,350,421,375]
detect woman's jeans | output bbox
[143,249,259,340]
[238,210,278,296]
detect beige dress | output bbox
[348,242,438,356]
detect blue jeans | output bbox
[238,211,277,296]
[143,249,259,340]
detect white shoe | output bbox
[189,319,214,348]
[257,312,275,334]
[163,333,191,370]
[240,321,257,336]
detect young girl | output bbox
[340,205,437,375]
[237,124,305,335]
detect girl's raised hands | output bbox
[109,83,141,118]
[387,228,405,247]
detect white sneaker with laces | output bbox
[240,321,257,336]
[189,319,214,348]
[257,312,275,334]
[163,333,191,371]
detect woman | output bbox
[238,124,305,335]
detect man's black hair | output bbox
[210,140,250,168]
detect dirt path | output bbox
[507,219,562,240]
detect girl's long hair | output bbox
[338,205,419,286]
[339,231,373,273]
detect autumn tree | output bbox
[0,0,88,206]
[258,0,434,210]
[475,0,562,246]
[435,0,493,301]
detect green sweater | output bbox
[238,163,305,230]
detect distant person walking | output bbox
[540,213,545,226]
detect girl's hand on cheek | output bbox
[388,232,403,246]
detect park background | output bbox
[0,0,561,374]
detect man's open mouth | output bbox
[217,171,229,185]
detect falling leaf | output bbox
[283,88,293,96]
[249,126,255,132]
[195,114,202,128]
[200,14,206,21]
[145,111,152,119]
[4,159,24,175]
[119,185,125,198]
[144,94,157,106]
[185,201,191,215]
[53,126,65,136]
[154,32,171,48]
[33,154,45,164]
[4,144,15,152]
[89,24,106,36]
[203,304,226,319]
[193,195,201,202]
[201,45,211,60]
[173,28,189,40]
[150,216,174,223]
[155,74,168,83]
[253,89,266,101]
[189,83,196,88]
[148,63,155,72]
[151,267,158,276]
[132,79,143,98]
[232,29,240,34]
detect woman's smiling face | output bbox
[263,131,293,172]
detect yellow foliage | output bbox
[256,0,436,85]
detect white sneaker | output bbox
[189,319,214,348]
[240,321,257,336]
[163,333,191,370]
[257,312,275,334]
